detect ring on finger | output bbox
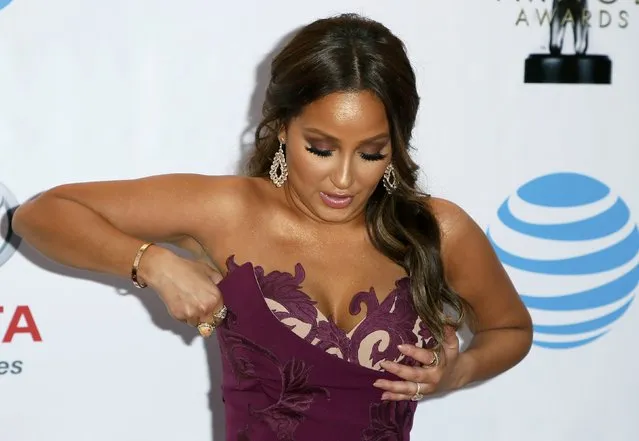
[424,351,439,368]
[202,305,228,326]
[213,305,228,321]
[197,322,216,338]
[410,382,424,401]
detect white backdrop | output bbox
[1,1,637,440]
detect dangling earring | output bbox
[269,139,288,187]
[383,163,397,194]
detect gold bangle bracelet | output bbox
[131,242,154,289]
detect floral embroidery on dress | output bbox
[219,260,330,440]
[348,280,434,368]
[218,327,329,440]
[251,358,330,440]
[226,255,435,371]
[362,400,415,441]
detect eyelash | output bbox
[305,145,387,162]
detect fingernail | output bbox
[373,380,382,387]
[381,393,389,400]
[398,344,407,351]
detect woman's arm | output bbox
[12,173,244,284]
[433,198,533,387]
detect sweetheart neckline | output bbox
[219,258,413,379]
[225,255,411,336]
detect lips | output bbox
[319,191,354,209]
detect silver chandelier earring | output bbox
[383,163,397,194]
[269,139,288,187]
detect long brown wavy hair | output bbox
[245,13,472,348]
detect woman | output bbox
[12,13,532,441]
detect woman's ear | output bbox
[277,124,287,144]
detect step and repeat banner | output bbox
[1,1,637,440]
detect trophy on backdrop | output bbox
[524,0,612,84]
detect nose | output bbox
[331,155,354,190]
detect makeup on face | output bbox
[302,128,390,162]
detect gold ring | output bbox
[197,322,216,338]
[410,382,424,401]
[425,351,439,368]
[213,305,228,321]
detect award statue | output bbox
[525,0,612,84]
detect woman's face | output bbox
[281,90,392,224]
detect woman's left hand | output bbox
[372,326,466,401]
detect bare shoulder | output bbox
[424,196,476,242]
[181,174,264,211]
[158,174,270,228]
[423,196,493,280]
[422,198,531,335]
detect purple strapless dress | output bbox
[214,257,435,441]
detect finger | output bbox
[185,302,203,327]
[380,392,414,401]
[194,291,221,319]
[199,312,223,327]
[444,326,460,351]
[167,302,199,327]
[378,360,423,382]
[439,327,460,366]
[185,315,200,328]
[198,298,227,325]
[208,269,224,285]
[185,304,213,331]
[373,380,431,401]
[202,263,224,284]
[373,379,417,395]
[398,344,439,368]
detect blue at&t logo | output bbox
[0,1,13,11]
[487,172,638,349]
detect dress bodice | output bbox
[215,257,434,441]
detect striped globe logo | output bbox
[487,172,638,349]
[0,1,13,11]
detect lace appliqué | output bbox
[362,401,415,441]
[227,256,435,371]
[218,291,329,441]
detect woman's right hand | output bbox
[138,246,226,335]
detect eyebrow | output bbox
[302,127,390,145]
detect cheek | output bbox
[353,163,387,188]
[287,150,328,186]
